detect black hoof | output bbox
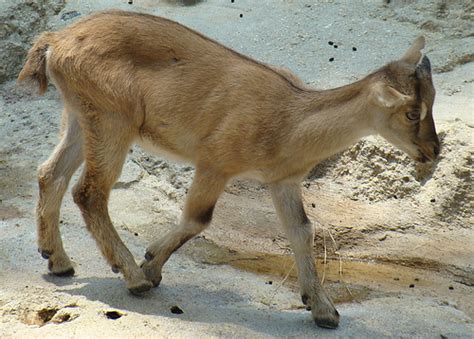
[112,265,120,274]
[301,294,309,305]
[316,319,339,329]
[39,249,52,259]
[152,276,162,288]
[314,310,340,329]
[144,251,154,261]
[301,294,311,310]
[52,267,75,277]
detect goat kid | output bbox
[18,10,439,329]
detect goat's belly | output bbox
[135,137,194,165]
[237,170,266,182]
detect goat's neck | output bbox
[290,79,375,164]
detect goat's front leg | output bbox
[270,182,339,329]
[141,166,227,287]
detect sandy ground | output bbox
[1,0,473,337]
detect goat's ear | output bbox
[370,83,409,109]
[401,36,425,64]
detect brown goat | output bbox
[18,10,439,329]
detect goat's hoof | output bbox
[47,254,75,277]
[111,265,120,274]
[301,294,312,311]
[52,267,76,277]
[140,260,162,288]
[313,309,340,329]
[144,251,154,261]
[39,248,52,259]
[128,280,153,296]
[151,275,162,288]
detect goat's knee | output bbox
[72,180,106,214]
[72,182,88,210]
[37,166,49,191]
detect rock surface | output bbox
[0,0,66,84]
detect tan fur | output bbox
[18,10,440,328]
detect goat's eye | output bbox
[406,111,420,121]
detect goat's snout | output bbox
[417,140,440,163]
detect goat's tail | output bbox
[17,32,55,95]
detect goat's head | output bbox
[369,36,440,163]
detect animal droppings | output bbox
[334,45,338,48]
[105,310,123,320]
[328,41,334,45]
[170,305,184,314]
[448,286,454,290]
[240,13,243,18]
[352,47,357,51]
[329,57,334,62]
[409,284,415,288]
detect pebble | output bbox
[60,11,81,21]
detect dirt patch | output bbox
[22,307,77,326]
[0,204,24,220]
[0,157,36,201]
[23,308,58,326]
[185,237,371,305]
[184,237,474,316]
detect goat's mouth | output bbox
[415,153,431,163]
[412,141,439,163]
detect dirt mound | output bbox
[309,121,472,223]
[311,138,418,201]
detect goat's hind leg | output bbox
[270,182,339,329]
[71,110,152,294]
[37,109,83,276]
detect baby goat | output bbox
[18,10,439,329]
